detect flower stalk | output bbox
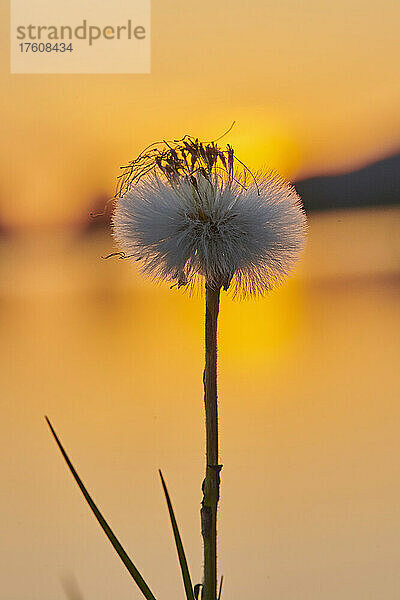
[111,132,307,598]
[201,285,222,600]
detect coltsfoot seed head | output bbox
[112,137,306,297]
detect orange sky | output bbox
[1,3,400,597]
[0,0,399,228]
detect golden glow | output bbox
[221,280,305,366]
[1,0,400,227]
[1,209,400,599]
[2,0,400,595]
[223,115,302,179]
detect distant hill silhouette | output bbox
[82,152,400,235]
[295,152,400,212]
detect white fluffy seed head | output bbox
[112,170,306,298]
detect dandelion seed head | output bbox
[112,167,306,297]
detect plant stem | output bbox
[201,285,222,600]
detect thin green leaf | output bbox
[193,584,202,600]
[217,575,224,600]
[159,470,196,600]
[45,417,157,600]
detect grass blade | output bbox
[217,575,223,600]
[159,470,195,600]
[45,417,157,600]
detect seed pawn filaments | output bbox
[112,134,306,297]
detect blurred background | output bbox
[1,0,399,599]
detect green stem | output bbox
[201,285,222,600]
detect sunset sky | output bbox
[1,2,400,599]
[1,0,400,228]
